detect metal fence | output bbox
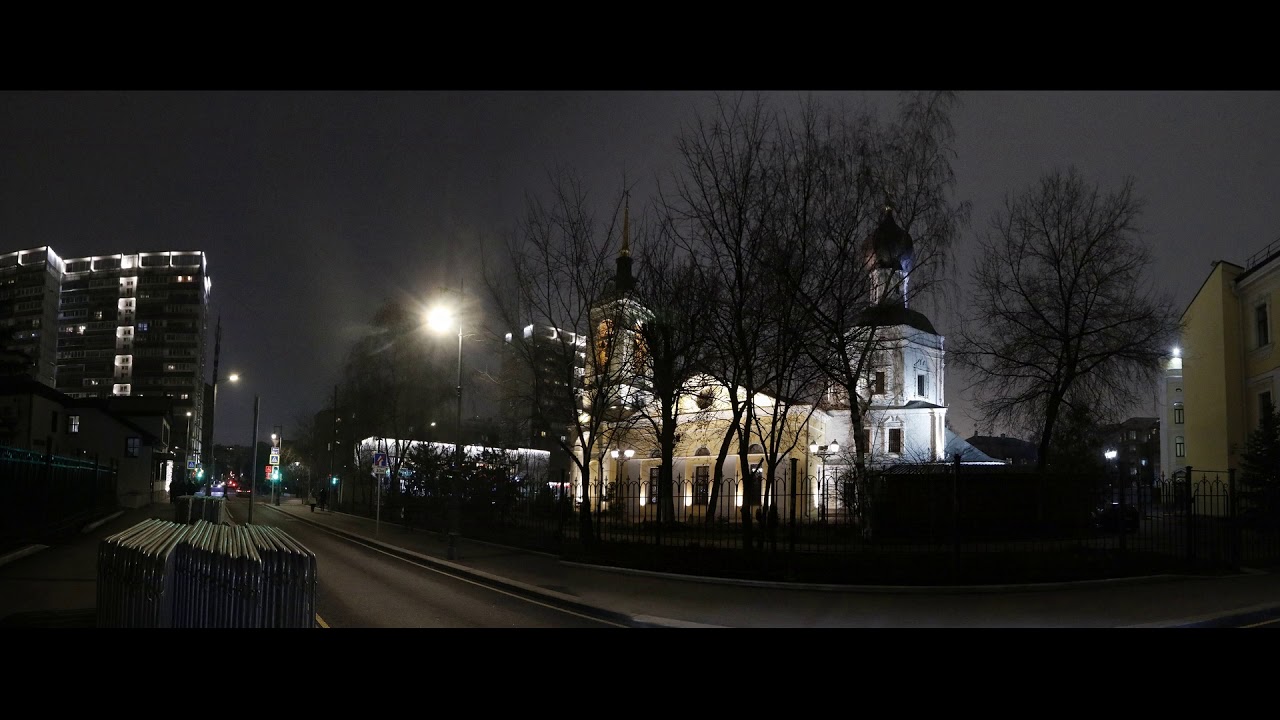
[1,444,117,544]
[96,518,317,628]
[352,462,1280,578]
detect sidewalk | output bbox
[3,500,1279,627]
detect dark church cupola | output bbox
[869,198,913,307]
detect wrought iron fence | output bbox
[347,461,1280,579]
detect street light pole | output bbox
[248,394,259,525]
[427,287,465,561]
[449,315,463,560]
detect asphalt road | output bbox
[222,499,620,628]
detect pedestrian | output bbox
[308,492,317,513]
[318,487,328,511]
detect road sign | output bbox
[373,467,389,477]
[270,454,280,465]
[187,460,197,469]
[373,452,388,468]
[271,446,280,455]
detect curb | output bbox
[559,562,1223,595]
[0,544,49,568]
[82,511,125,534]
[1121,601,1280,628]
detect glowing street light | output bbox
[426,298,464,560]
[205,370,240,495]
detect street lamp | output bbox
[809,440,839,518]
[205,372,240,495]
[608,448,635,519]
[426,297,464,560]
[247,394,260,525]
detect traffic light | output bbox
[331,476,339,486]
[272,467,281,482]
[197,469,204,479]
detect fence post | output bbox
[1184,465,1194,565]
[1118,464,1127,554]
[952,453,961,581]
[1228,468,1239,569]
[789,457,797,555]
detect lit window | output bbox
[68,415,80,434]
[1175,436,1185,458]
[126,437,141,458]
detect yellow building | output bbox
[1180,240,1280,473]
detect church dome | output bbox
[870,200,913,271]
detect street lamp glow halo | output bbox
[228,373,240,383]
[426,305,455,333]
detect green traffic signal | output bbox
[197,469,204,479]
[331,476,339,485]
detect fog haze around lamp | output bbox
[427,305,454,333]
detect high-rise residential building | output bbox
[0,246,211,467]
[0,247,64,386]
[55,250,211,459]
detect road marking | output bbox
[1240,616,1280,628]
[315,614,330,628]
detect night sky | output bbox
[3,91,1278,446]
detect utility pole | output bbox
[205,317,221,495]
[248,395,259,525]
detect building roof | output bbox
[966,435,1038,462]
[0,376,160,442]
[856,304,938,335]
[943,428,1004,464]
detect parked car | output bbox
[1093,501,1139,533]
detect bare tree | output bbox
[340,299,454,505]
[629,229,715,533]
[771,92,969,488]
[482,167,639,548]
[661,93,785,550]
[955,167,1180,470]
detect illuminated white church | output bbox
[570,202,998,516]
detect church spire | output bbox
[620,198,631,258]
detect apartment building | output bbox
[0,246,211,472]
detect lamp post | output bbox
[809,440,839,519]
[427,296,464,560]
[609,448,634,516]
[204,372,239,495]
[248,394,260,525]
